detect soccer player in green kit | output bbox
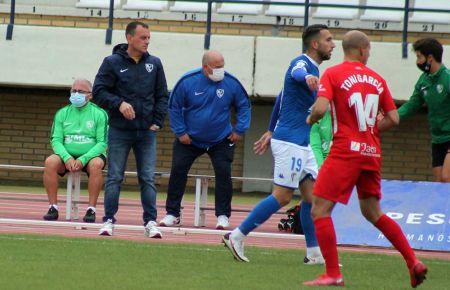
[309,110,332,168]
[398,38,450,182]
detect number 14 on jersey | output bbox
[349,92,379,132]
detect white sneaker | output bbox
[222,232,249,262]
[159,214,181,227]
[303,255,325,265]
[304,256,343,267]
[99,219,114,236]
[216,215,229,230]
[145,221,162,239]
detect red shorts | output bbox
[313,156,381,204]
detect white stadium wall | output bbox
[1,24,449,100]
[0,25,254,91]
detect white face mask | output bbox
[208,67,225,82]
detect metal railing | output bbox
[105,0,115,44]
[5,0,15,40]
[5,0,450,58]
[0,163,273,227]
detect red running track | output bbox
[0,191,448,261]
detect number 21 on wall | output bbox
[349,93,379,132]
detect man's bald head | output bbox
[342,30,371,64]
[342,30,370,54]
[202,50,224,67]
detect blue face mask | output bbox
[69,92,87,108]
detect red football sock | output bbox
[314,217,341,277]
[374,214,416,267]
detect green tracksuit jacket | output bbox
[310,111,332,168]
[50,102,108,166]
[398,64,450,144]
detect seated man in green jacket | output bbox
[43,79,108,222]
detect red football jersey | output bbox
[318,61,397,170]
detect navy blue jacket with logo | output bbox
[93,43,168,130]
[169,68,251,148]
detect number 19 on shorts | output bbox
[291,157,302,172]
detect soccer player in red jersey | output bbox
[303,30,428,288]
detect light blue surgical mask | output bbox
[69,92,88,108]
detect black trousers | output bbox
[165,138,235,218]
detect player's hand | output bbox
[228,132,242,143]
[306,115,313,126]
[73,160,83,172]
[149,124,160,131]
[306,76,319,92]
[253,131,272,155]
[178,134,191,145]
[119,101,136,120]
[377,112,384,121]
[65,158,76,172]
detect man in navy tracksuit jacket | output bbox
[159,50,251,230]
[93,21,168,238]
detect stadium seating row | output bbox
[0,0,449,33]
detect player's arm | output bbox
[168,81,191,144]
[254,93,281,155]
[231,81,251,138]
[397,83,424,120]
[50,110,73,163]
[378,79,400,132]
[151,58,169,129]
[92,59,123,111]
[291,61,318,91]
[377,109,399,132]
[307,97,329,125]
[268,92,281,133]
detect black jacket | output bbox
[93,43,168,130]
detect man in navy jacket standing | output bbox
[93,21,168,238]
[159,50,251,229]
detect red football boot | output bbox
[409,260,428,288]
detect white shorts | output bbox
[271,139,318,190]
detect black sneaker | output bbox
[43,206,59,221]
[83,208,96,223]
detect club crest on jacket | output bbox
[216,89,224,98]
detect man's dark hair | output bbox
[302,24,329,49]
[413,38,443,63]
[125,21,149,36]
